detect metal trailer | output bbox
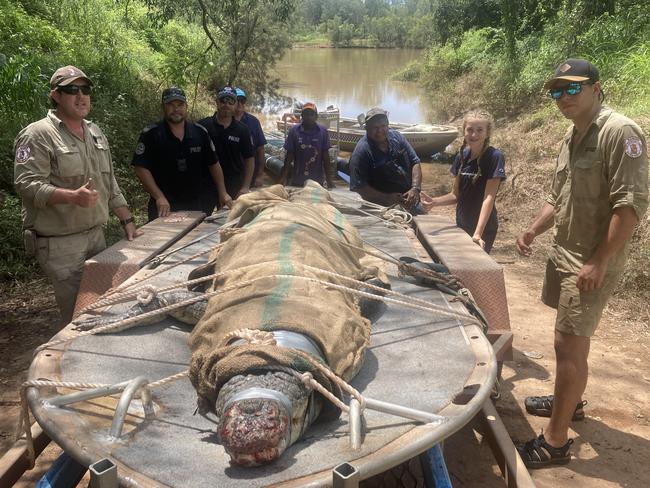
[2,189,535,488]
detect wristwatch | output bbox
[120,217,134,227]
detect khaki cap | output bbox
[302,102,318,113]
[365,107,388,123]
[50,66,93,89]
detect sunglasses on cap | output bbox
[57,84,92,95]
[548,82,590,100]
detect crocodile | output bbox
[73,183,388,466]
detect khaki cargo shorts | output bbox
[541,259,622,337]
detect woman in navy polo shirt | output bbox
[422,110,506,253]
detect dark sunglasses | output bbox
[237,97,247,104]
[57,84,92,95]
[548,82,590,100]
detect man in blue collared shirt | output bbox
[234,88,267,187]
[349,107,422,211]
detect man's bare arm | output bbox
[516,202,555,256]
[577,206,638,290]
[209,163,232,208]
[255,146,265,182]
[238,157,254,195]
[281,153,294,185]
[356,185,402,207]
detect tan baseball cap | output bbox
[50,66,93,89]
[365,107,388,124]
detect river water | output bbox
[270,48,427,123]
[258,47,454,189]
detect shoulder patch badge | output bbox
[15,145,31,163]
[624,136,643,159]
[135,142,146,155]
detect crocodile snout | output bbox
[218,398,291,466]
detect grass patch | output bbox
[292,32,331,48]
[392,61,421,82]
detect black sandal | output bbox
[525,395,587,420]
[517,434,573,469]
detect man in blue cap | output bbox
[132,86,231,221]
[199,87,255,199]
[234,88,267,187]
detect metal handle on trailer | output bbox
[89,458,118,488]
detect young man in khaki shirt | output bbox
[14,66,143,324]
[516,59,648,468]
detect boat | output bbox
[9,183,531,487]
[276,108,459,157]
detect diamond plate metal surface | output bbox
[414,214,511,332]
[73,212,205,318]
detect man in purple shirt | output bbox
[280,102,332,187]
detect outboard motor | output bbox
[337,157,350,176]
[265,154,285,178]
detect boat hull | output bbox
[277,118,458,157]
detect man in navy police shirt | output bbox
[234,87,267,187]
[198,87,255,200]
[132,87,230,221]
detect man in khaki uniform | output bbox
[14,66,143,325]
[515,59,648,468]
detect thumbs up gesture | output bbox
[74,179,100,207]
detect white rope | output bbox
[72,257,275,320]
[329,196,413,230]
[59,269,481,356]
[75,244,219,316]
[15,370,189,468]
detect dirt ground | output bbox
[444,235,650,488]
[1,208,649,487]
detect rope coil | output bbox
[136,285,158,306]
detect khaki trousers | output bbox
[35,226,106,325]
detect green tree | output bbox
[364,0,389,18]
[302,0,322,24]
[193,0,295,87]
[143,0,296,91]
